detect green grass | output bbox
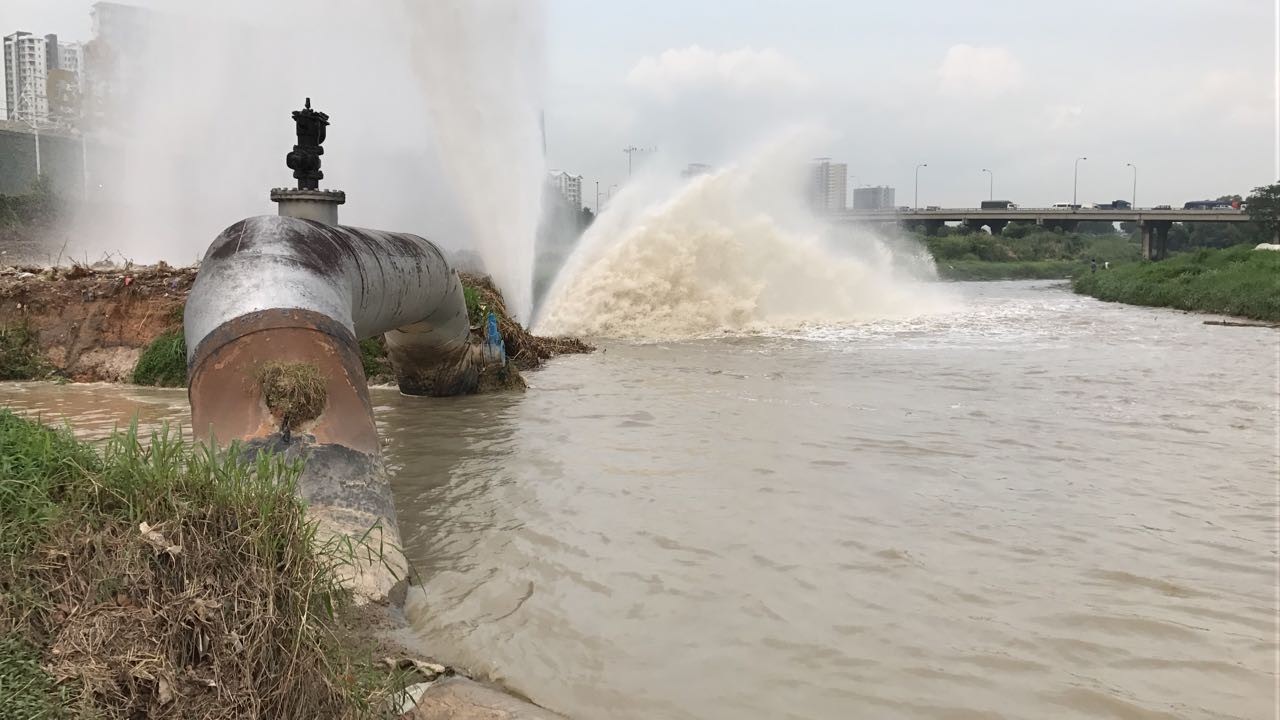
[463,284,484,326]
[0,410,410,718]
[922,229,1142,281]
[358,336,392,384]
[936,259,1082,281]
[131,328,186,387]
[1073,245,1280,321]
[0,321,50,381]
[0,634,68,719]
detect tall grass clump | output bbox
[0,410,407,718]
[132,328,187,387]
[1073,245,1280,321]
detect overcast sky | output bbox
[3,0,1274,209]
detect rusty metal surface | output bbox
[187,308,378,454]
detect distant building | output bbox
[682,163,711,178]
[809,158,847,212]
[853,185,896,210]
[3,32,84,124]
[547,170,583,209]
[4,32,50,122]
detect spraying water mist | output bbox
[69,1,545,321]
[402,1,547,323]
[535,133,954,339]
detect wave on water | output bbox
[534,136,957,340]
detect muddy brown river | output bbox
[2,281,1276,719]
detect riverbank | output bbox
[0,263,589,386]
[935,259,1081,281]
[0,410,567,719]
[0,410,409,717]
[1072,245,1280,322]
[921,228,1139,281]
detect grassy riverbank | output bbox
[923,229,1141,281]
[935,259,1081,281]
[1073,246,1280,322]
[0,411,408,718]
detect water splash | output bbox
[534,134,955,339]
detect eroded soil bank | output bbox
[0,264,589,386]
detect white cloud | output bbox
[627,45,811,100]
[1047,104,1084,129]
[937,44,1025,98]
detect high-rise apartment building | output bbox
[853,185,896,210]
[3,31,84,123]
[809,158,847,212]
[4,32,49,122]
[548,170,583,210]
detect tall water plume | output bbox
[70,1,545,320]
[401,1,547,323]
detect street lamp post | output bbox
[1126,163,1137,208]
[914,163,928,209]
[1073,157,1087,207]
[981,168,993,202]
[595,180,600,214]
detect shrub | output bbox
[0,321,48,380]
[132,328,187,387]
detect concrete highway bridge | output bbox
[830,207,1252,260]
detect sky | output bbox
[2,0,1274,210]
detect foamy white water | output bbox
[535,138,954,339]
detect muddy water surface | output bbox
[3,281,1276,719]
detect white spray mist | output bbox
[70,0,544,314]
[401,1,548,323]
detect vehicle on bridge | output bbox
[1051,202,1082,210]
[1092,200,1132,210]
[1183,200,1234,210]
[981,200,1018,209]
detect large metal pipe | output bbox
[185,214,480,603]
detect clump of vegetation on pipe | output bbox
[256,361,328,436]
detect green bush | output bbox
[1074,245,1280,321]
[921,229,1140,272]
[358,336,392,383]
[0,321,48,380]
[132,328,186,387]
[463,283,484,326]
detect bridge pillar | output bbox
[924,220,945,236]
[1154,222,1171,260]
[964,219,985,234]
[987,220,1008,236]
[1140,221,1153,260]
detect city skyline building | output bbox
[809,158,847,212]
[852,185,896,210]
[548,169,583,209]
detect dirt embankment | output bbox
[0,263,194,382]
[0,264,589,385]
